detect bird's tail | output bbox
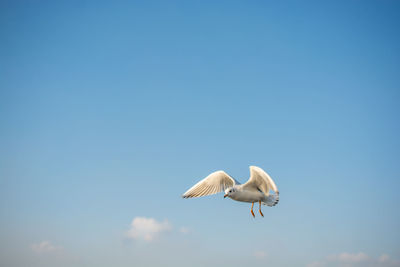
[262,192,279,207]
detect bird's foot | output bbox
[251,210,255,218]
[259,210,264,217]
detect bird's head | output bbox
[224,187,236,198]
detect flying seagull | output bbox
[182,166,279,217]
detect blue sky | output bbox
[1,1,399,266]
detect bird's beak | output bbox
[224,194,228,198]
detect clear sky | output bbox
[1,1,399,267]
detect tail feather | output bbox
[263,192,279,207]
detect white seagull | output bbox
[182,166,279,217]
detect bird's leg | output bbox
[259,200,264,217]
[251,202,255,218]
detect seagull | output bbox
[182,166,279,217]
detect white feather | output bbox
[182,171,240,198]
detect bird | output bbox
[182,166,279,217]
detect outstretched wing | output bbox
[182,171,240,198]
[242,166,279,196]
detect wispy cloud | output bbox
[307,252,400,267]
[126,217,172,242]
[253,250,267,259]
[327,252,369,263]
[179,227,190,234]
[31,241,62,253]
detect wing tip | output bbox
[182,193,196,198]
[249,165,264,174]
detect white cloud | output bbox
[380,254,391,263]
[253,250,267,259]
[327,252,369,263]
[179,227,190,234]
[126,217,172,242]
[307,252,400,267]
[31,241,62,253]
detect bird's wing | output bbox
[182,171,240,198]
[241,166,279,195]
